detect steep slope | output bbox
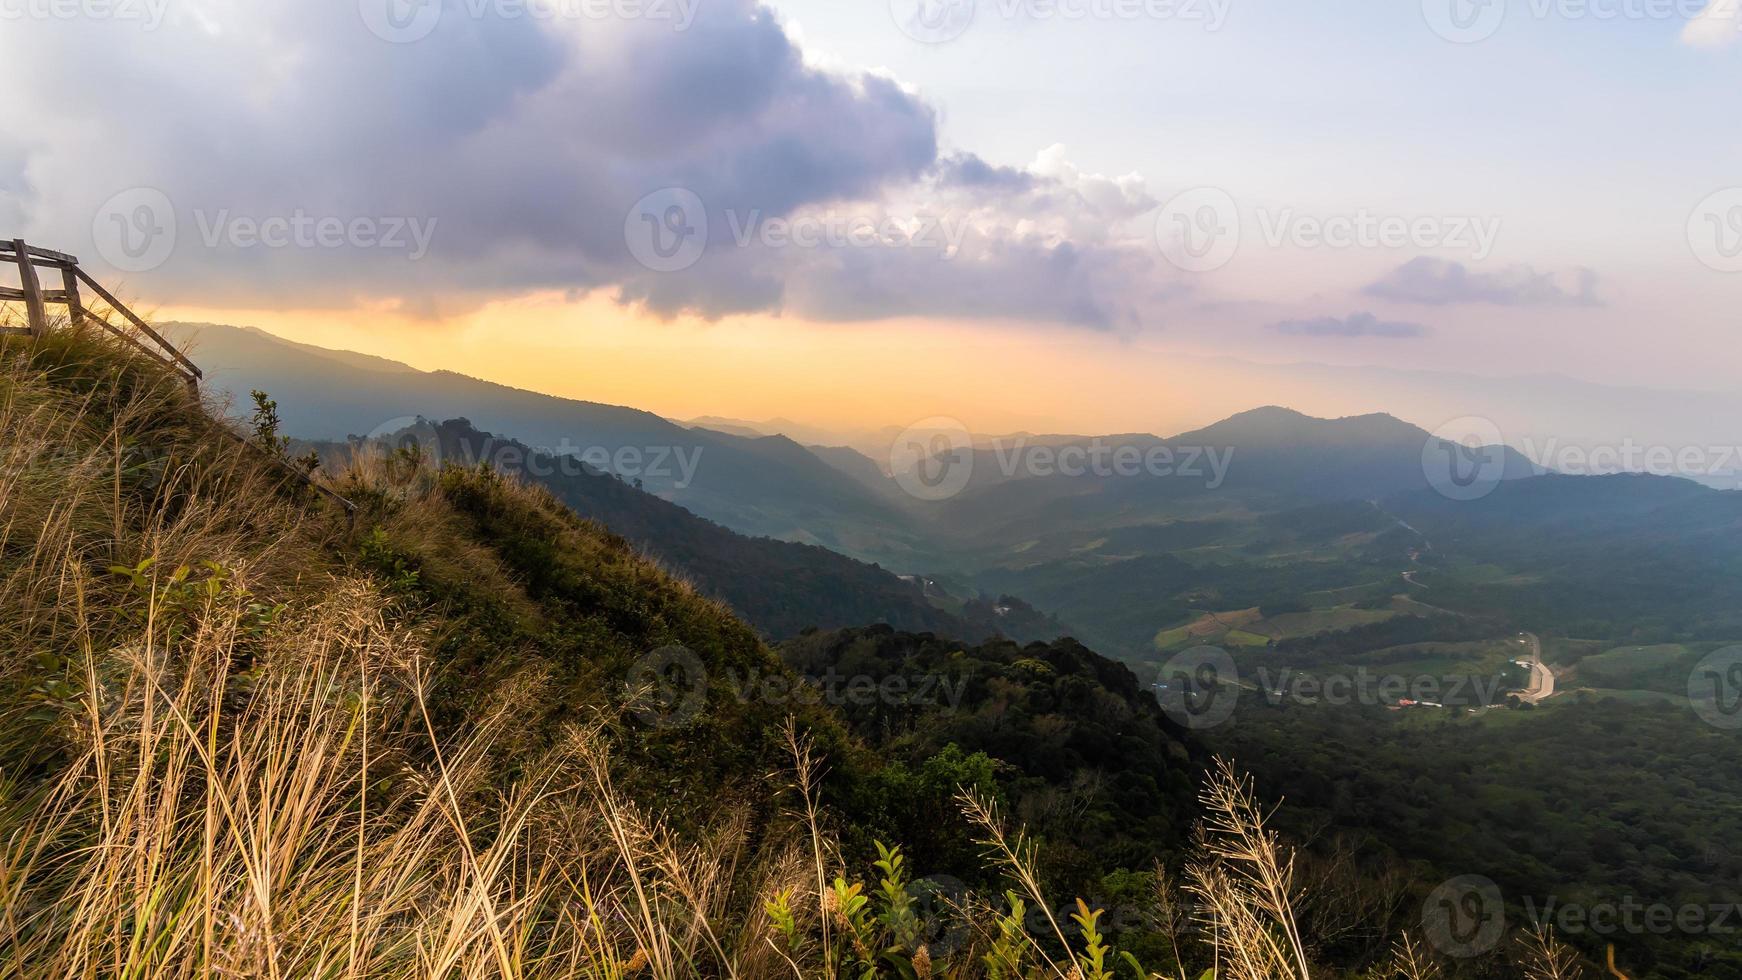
[358,417,1056,643]
[2,324,845,817]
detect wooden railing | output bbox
[2,239,205,386]
[2,238,355,521]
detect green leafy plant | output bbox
[356,526,420,592]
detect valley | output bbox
[12,319,1733,977]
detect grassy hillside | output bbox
[0,324,1625,979]
[343,417,1059,645]
[0,325,876,975]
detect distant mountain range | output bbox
[177,321,1742,664]
[170,323,925,562]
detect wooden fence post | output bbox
[12,239,48,337]
[61,265,84,326]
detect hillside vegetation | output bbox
[0,325,1611,978]
[343,418,1060,646]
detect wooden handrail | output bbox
[0,241,79,265]
[3,238,199,380]
[72,267,204,380]
[2,237,355,524]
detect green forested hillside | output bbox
[1211,695,1742,978]
[779,626,1198,889]
[346,417,1069,645]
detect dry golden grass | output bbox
[0,327,764,978]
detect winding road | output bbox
[1513,632,1555,703]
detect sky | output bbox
[1,0,1738,441]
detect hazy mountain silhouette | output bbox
[171,322,926,560]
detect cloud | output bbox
[1,1,1167,328]
[1363,258,1602,308]
[1683,0,1740,47]
[774,143,1165,327]
[1271,312,1427,339]
[936,153,1037,193]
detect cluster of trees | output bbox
[781,626,1199,894]
[1209,694,1742,977]
[1391,475,1742,641]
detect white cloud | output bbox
[1682,0,1740,47]
[0,1,1167,329]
